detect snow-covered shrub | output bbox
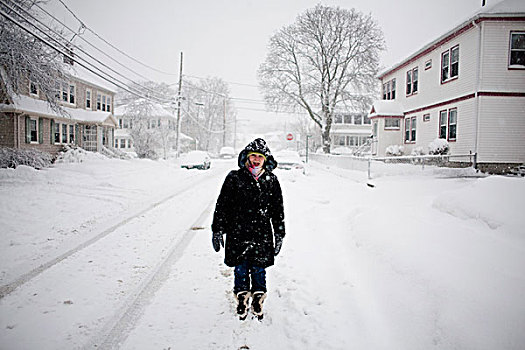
[411,147,425,156]
[55,145,107,163]
[386,145,404,156]
[101,146,133,160]
[0,147,52,169]
[428,138,449,155]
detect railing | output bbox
[309,152,478,179]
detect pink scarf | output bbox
[247,163,264,181]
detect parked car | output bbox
[274,150,305,174]
[180,150,211,170]
[510,165,525,177]
[219,146,236,159]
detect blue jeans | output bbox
[233,260,267,294]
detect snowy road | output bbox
[1,156,524,349]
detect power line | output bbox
[0,6,169,105]
[34,2,153,83]
[54,0,179,77]
[2,0,172,104]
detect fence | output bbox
[309,153,478,179]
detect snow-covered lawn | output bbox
[1,155,524,349]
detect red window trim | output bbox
[404,116,417,144]
[441,45,459,84]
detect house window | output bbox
[54,122,60,143]
[439,108,457,141]
[448,109,457,140]
[107,97,111,112]
[423,114,430,122]
[29,81,38,96]
[59,82,75,104]
[86,89,92,109]
[29,118,38,143]
[61,124,68,143]
[354,114,362,125]
[391,79,396,99]
[441,45,459,83]
[69,125,75,144]
[97,93,101,110]
[334,114,343,124]
[384,118,400,129]
[405,117,416,143]
[363,114,371,125]
[406,67,418,95]
[102,95,107,112]
[509,32,525,68]
[383,78,396,100]
[406,70,412,95]
[425,59,432,70]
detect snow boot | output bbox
[251,291,266,320]
[235,291,251,320]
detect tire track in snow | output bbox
[86,200,214,350]
[0,175,212,299]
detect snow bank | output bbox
[433,175,525,238]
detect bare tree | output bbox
[258,4,385,153]
[0,0,68,113]
[181,77,235,154]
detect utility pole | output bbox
[223,98,226,147]
[175,52,183,157]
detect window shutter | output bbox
[50,120,55,144]
[38,118,44,144]
[25,116,31,143]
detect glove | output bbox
[274,235,283,256]
[212,231,224,252]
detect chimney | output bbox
[63,45,74,66]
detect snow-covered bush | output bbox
[411,147,425,156]
[428,138,449,155]
[55,146,107,163]
[386,145,404,156]
[101,146,133,160]
[0,147,52,169]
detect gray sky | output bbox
[44,0,488,130]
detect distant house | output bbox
[0,64,117,155]
[330,111,372,154]
[369,0,525,172]
[114,101,192,158]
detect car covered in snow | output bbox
[219,146,236,159]
[274,150,306,174]
[180,150,211,170]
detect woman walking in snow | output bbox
[212,138,286,320]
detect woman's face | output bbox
[248,153,265,167]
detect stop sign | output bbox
[286,133,293,141]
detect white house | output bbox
[330,111,373,154]
[114,100,193,158]
[370,0,525,172]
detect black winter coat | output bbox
[212,167,285,268]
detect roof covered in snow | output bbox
[114,100,176,119]
[64,64,117,94]
[379,0,525,78]
[369,100,405,118]
[0,95,117,126]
